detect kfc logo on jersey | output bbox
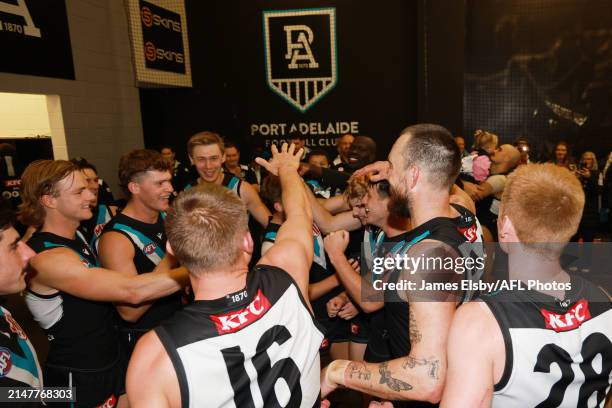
[143,242,157,255]
[0,348,12,377]
[540,299,592,332]
[211,290,272,334]
[94,223,105,237]
[3,179,20,187]
[457,225,478,243]
[96,394,117,408]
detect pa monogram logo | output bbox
[263,8,337,112]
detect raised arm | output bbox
[306,186,361,234]
[30,248,188,305]
[257,143,313,301]
[352,161,391,182]
[240,181,271,227]
[320,194,350,214]
[98,231,154,322]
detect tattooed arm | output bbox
[322,242,459,402]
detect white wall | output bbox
[0,93,51,137]
[0,0,144,194]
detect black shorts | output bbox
[317,313,371,354]
[363,310,392,363]
[43,350,127,408]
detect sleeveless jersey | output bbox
[184,172,242,197]
[101,212,182,330]
[0,306,43,390]
[79,203,113,252]
[25,231,119,369]
[482,275,612,408]
[383,204,484,358]
[156,265,324,408]
[262,221,340,320]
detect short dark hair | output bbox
[224,141,239,151]
[399,124,461,190]
[287,131,306,140]
[118,149,173,196]
[260,174,281,209]
[306,150,330,162]
[70,157,97,174]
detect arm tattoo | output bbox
[408,308,422,344]
[347,362,372,381]
[378,362,413,392]
[401,356,440,380]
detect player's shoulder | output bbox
[133,330,166,362]
[30,245,81,267]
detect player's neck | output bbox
[198,172,224,185]
[41,213,79,240]
[508,251,570,298]
[191,265,249,301]
[410,188,451,228]
[122,200,159,224]
[383,213,410,236]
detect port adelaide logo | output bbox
[263,8,337,112]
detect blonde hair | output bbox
[501,163,584,246]
[187,131,224,157]
[18,160,78,227]
[473,130,498,152]
[345,174,370,202]
[165,183,248,274]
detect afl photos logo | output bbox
[263,8,337,112]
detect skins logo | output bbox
[540,299,592,332]
[210,290,271,334]
[263,8,337,112]
[0,347,12,377]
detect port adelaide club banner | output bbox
[0,0,74,79]
[252,7,356,148]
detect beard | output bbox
[388,185,411,219]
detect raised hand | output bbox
[255,143,304,176]
[352,161,391,182]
